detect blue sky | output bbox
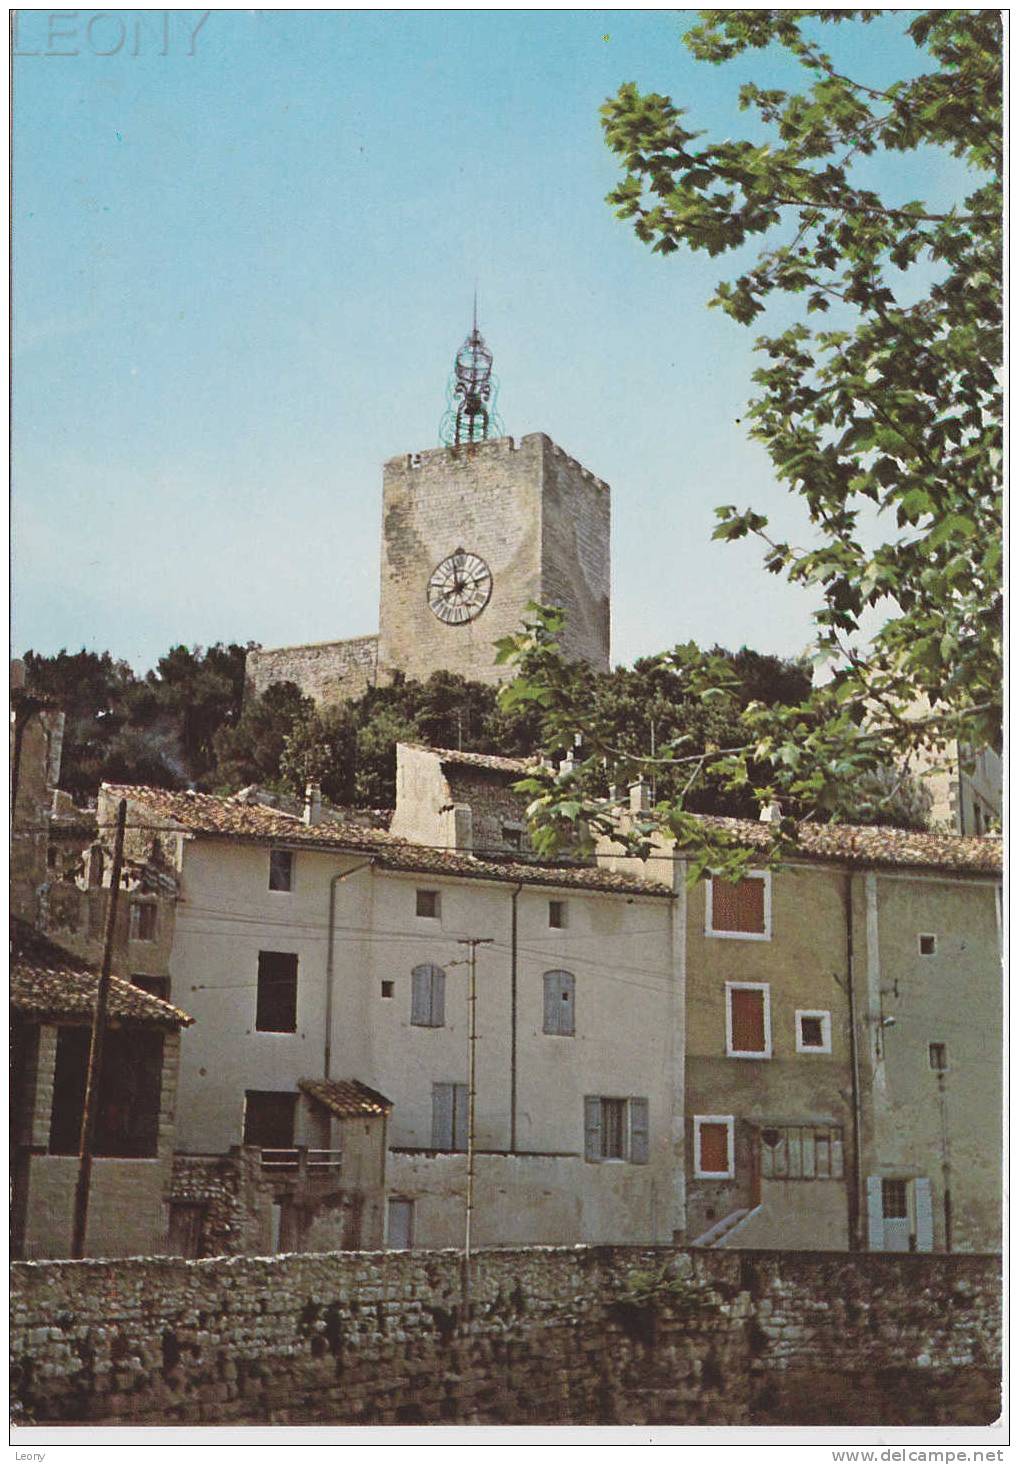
[12,8,966,675]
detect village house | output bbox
[96,756,683,1257]
[599,809,1002,1254]
[11,918,192,1260]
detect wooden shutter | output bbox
[412,966,432,1025]
[543,973,560,1034]
[584,1096,602,1161]
[866,1175,884,1249]
[730,987,766,1052]
[712,876,766,933]
[914,1177,934,1252]
[431,968,445,1027]
[698,1122,730,1175]
[453,1084,469,1152]
[432,1083,453,1149]
[629,1098,649,1164]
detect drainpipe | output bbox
[324,860,375,1080]
[844,871,865,1250]
[509,880,524,1152]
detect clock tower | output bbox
[377,429,610,686]
[245,321,611,702]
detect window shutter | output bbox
[699,1122,730,1174]
[629,1098,649,1164]
[543,973,560,1034]
[712,876,766,933]
[914,1177,934,1252]
[454,1083,469,1152]
[411,967,430,1025]
[730,988,766,1052]
[584,1096,602,1161]
[560,972,575,1036]
[866,1175,885,1250]
[431,967,445,1027]
[432,1083,453,1149]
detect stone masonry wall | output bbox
[10,1247,1000,1427]
[246,635,380,706]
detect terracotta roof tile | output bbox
[404,743,536,775]
[102,785,674,898]
[299,1078,393,1118]
[691,815,1001,877]
[10,919,192,1028]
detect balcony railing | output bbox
[259,1146,343,1179]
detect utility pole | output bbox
[456,935,492,1324]
[71,797,127,1259]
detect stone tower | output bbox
[378,433,610,686]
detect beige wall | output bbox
[170,838,681,1247]
[18,1028,181,1260]
[858,872,1002,1252]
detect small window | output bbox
[243,1090,297,1149]
[129,900,157,942]
[132,973,171,1002]
[795,1009,832,1054]
[501,825,523,851]
[583,1096,649,1164]
[432,1082,469,1151]
[726,982,771,1058]
[542,970,576,1036]
[929,1042,949,1072]
[381,980,394,999]
[416,889,440,919]
[548,900,567,929]
[269,849,293,892]
[693,1115,735,1179]
[918,934,937,957]
[707,872,770,939]
[387,1197,414,1250]
[256,951,298,1033]
[882,1177,909,1219]
[411,964,446,1027]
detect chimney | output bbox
[10,658,26,690]
[304,780,323,827]
[759,800,782,824]
[629,778,651,814]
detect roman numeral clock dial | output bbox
[427,549,493,625]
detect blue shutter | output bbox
[866,1176,884,1250]
[454,1084,469,1152]
[431,967,445,1028]
[629,1098,649,1164]
[584,1096,602,1162]
[560,971,575,1036]
[412,966,431,1026]
[432,1083,453,1149]
[543,973,559,1034]
[914,1177,934,1252]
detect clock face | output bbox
[427,549,493,625]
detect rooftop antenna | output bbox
[439,296,504,447]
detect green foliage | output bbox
[598,9,1001,776]
[619,1264,719,1316]
[213,680,315,794]
[498,12,1001,873]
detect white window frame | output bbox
[918,932,937,957]
[705,870,772,941]
[795,1008,832,1055]
[693,1115,735,1180]
[725,981,772,1059]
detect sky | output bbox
[12,7,969,676]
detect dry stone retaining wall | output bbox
[10,1246,1000,1426]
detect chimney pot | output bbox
[304,780,323,827]
[759,800,782,824]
